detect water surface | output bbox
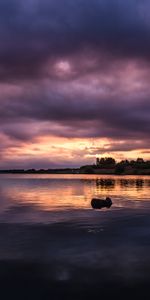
[0,174,149,223]
[0,174,149,299]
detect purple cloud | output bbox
[0,0,150,167]
[0,0,150,80]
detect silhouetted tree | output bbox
[97,157,116,167]
[115,164,125,174]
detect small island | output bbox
[0,157,150,175]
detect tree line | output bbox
[80,157,150,174]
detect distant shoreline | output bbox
[1,158,150,175]
[0,168,150,175]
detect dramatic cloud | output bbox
[0,0,150,168]
[0,0,150,80]
[0,79,149,139]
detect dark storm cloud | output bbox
[0,0,150,80]
[0,86,149,141]
[0,0,150,168]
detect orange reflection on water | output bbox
[1,174,149,211]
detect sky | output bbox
[0,0,150,169]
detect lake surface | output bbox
[0,174,150,299]
[0,174,149,223]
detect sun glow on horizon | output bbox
[1,134,149,169]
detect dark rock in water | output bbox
[91,197,112,209]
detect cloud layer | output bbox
[0,0,150,167]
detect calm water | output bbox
[0,174,149,223]
[0,174,150,299]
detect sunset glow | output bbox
[0,0,149,169]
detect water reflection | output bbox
[0,174,149,223]
[96,179,115,189]
[0,174,149,299]
[95,177,150,194]
[95,178,149,190]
